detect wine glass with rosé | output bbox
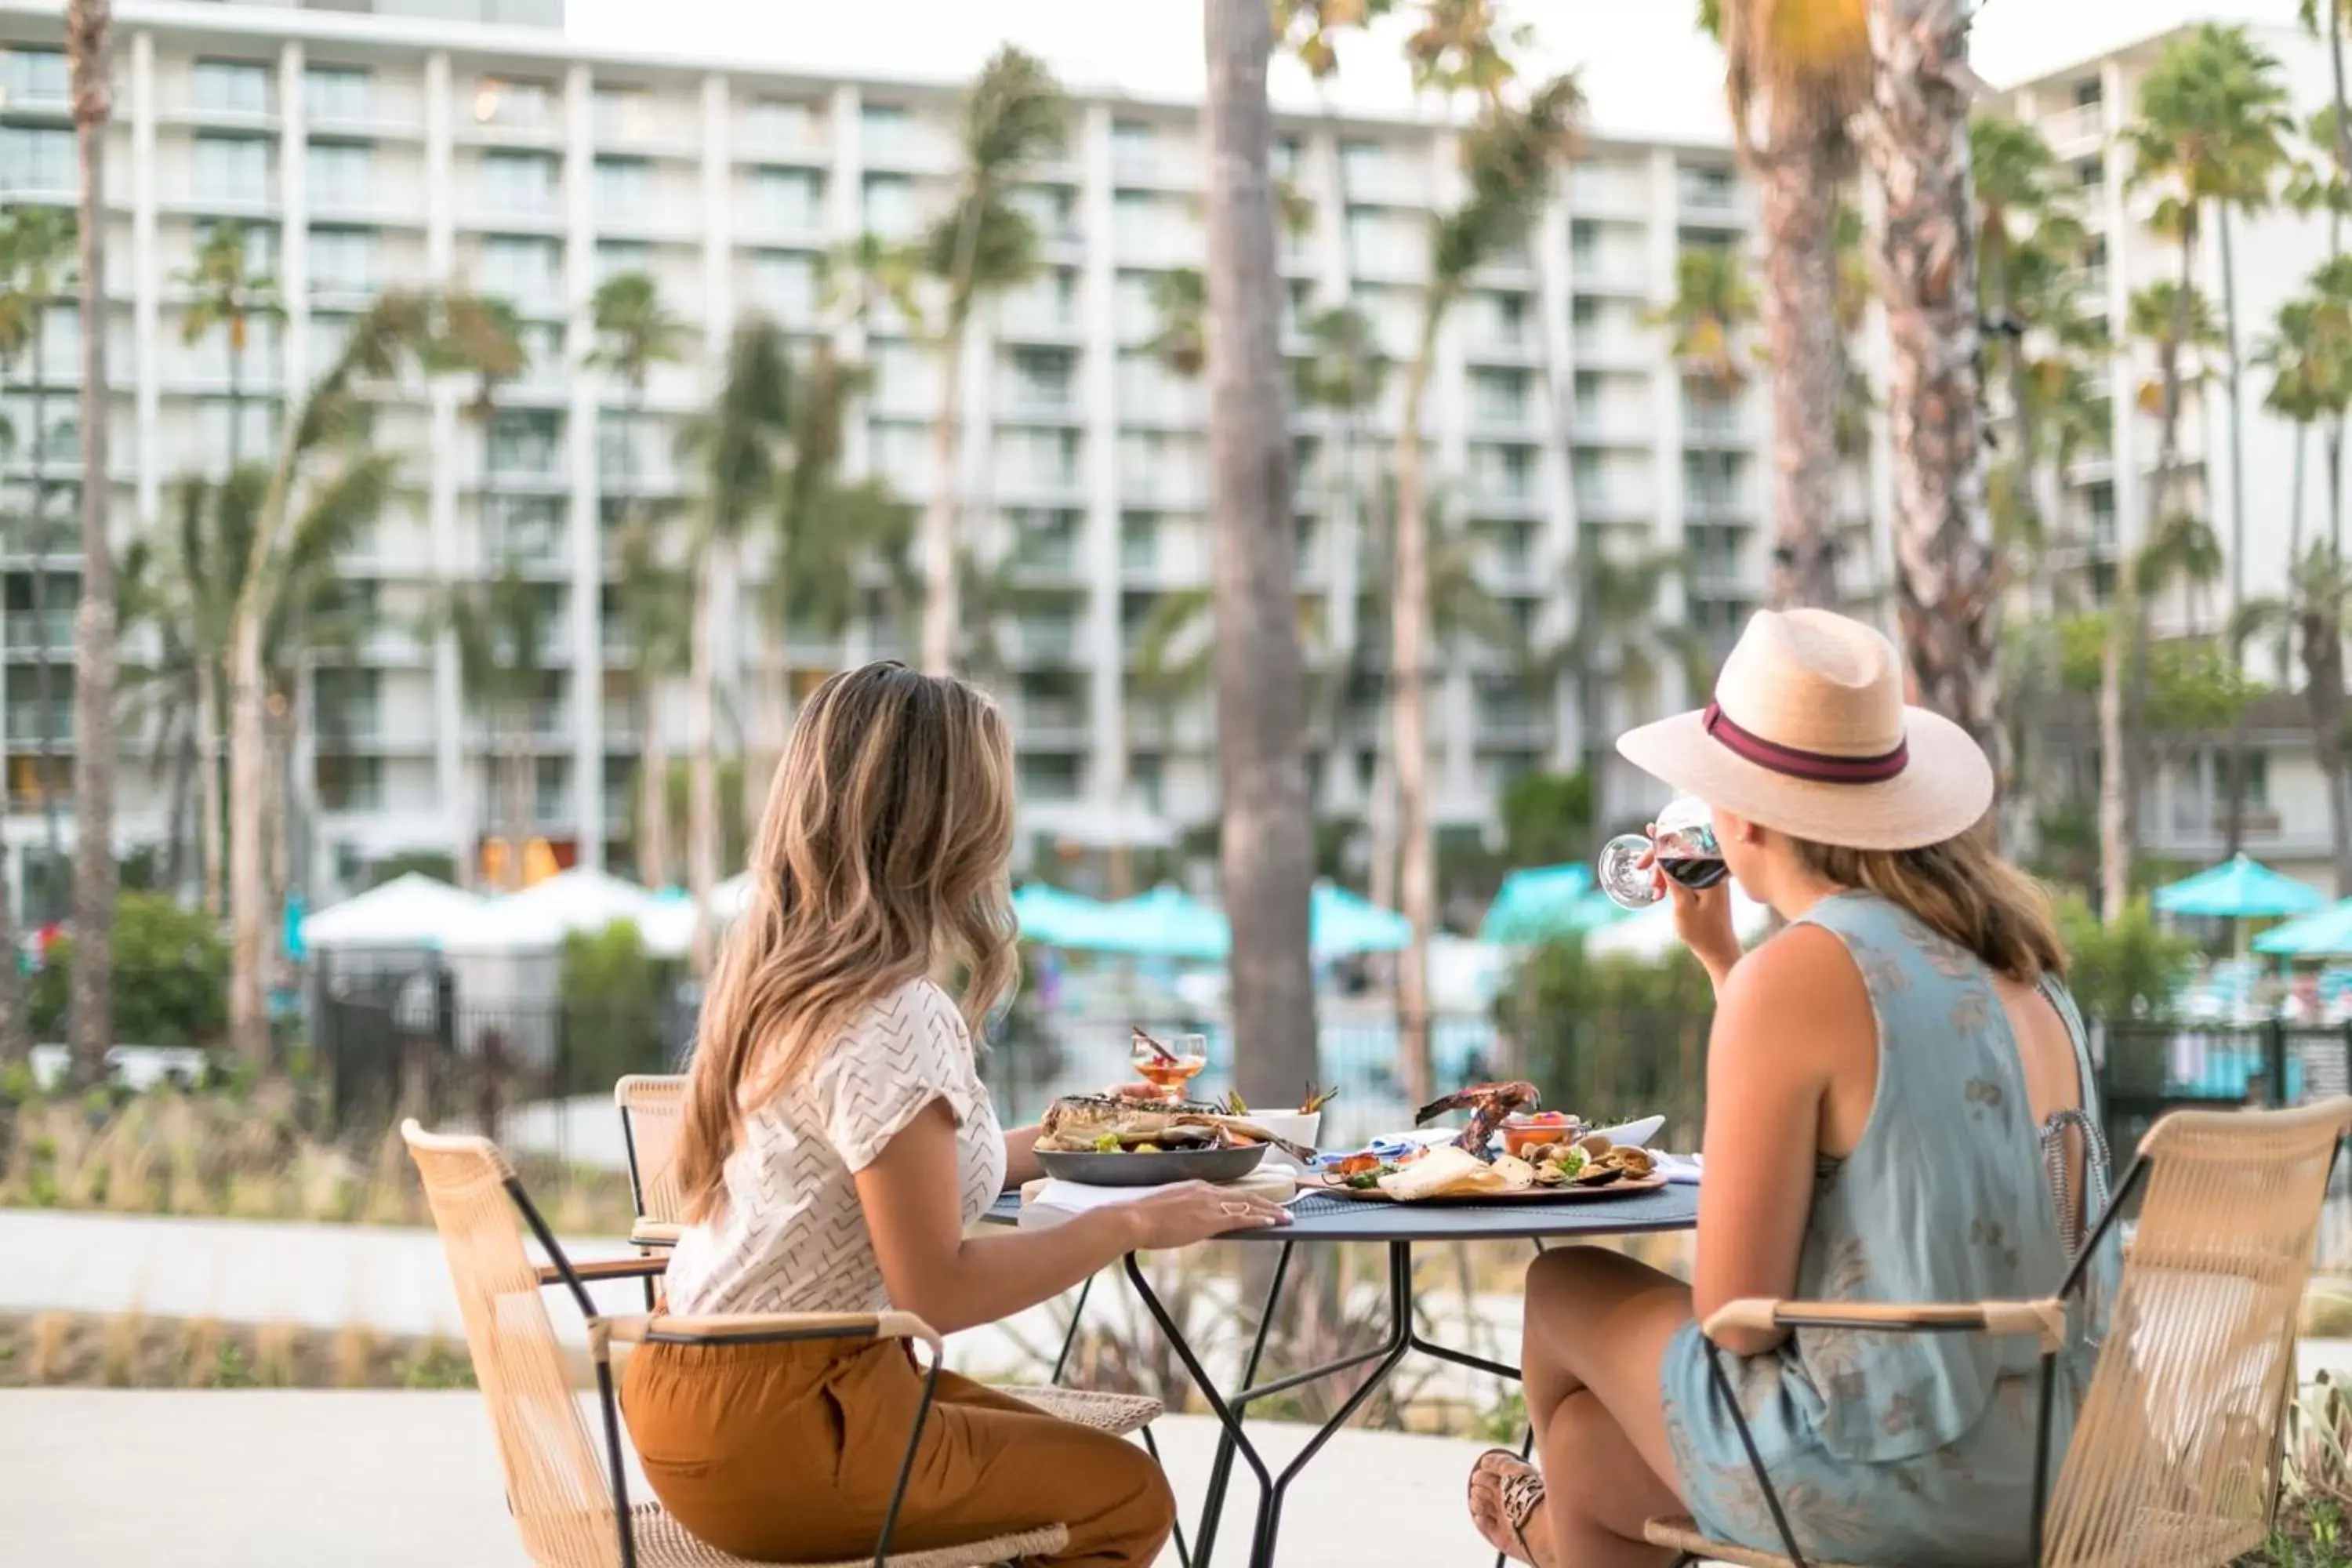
[1130,1029,1209,1105]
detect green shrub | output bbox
[29,893,229,1047]
[557,920,674,1087]
[2056,894,2198,1023]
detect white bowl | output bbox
[1243,1109,1323,1167]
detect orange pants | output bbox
[622,1337,1175,1566]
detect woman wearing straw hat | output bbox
[1465,609,2113,1566]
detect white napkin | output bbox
[1652,1152,1703,1185]
[1016,1171,1298,1230]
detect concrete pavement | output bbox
[0,1389,1504,1567]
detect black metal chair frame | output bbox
[506,1169,942,1568]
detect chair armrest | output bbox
[629,1220,681,1248]
[600,1308,946,1358]
[536,1255,671,1287]
[1704,1296,2067,1353]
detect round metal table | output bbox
[985,1181,1700,1568]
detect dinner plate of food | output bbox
[1314,1136,1665,1203]
[1030,1092,1316,1187]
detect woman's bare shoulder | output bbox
[1715,921,1872,1062]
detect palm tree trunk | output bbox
[227,317,244,474]
[503,714,530,894]
[1756,151,1845,608]
[2333,0,2352,260]
[636,686,670,889]
[2294,424,2310,569]
[1866,0,1998,766]
[228,615,268,1065]
[2097,605,2129,918]
[2219,204,2252,855]
[918,316,968,676]
[266,699,294,980]
[196,657,223,914]
[67,0,116,1083]
[2309,619,2352,892]
[27,338,61,925]
[686,540,721,973]
[0,873,31,1064]
[2332,423,2346,557]
[1205,0,1317,1112]
[1392,329,1438,1108]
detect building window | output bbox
[1470,367,1529,423]
[1007,345,1075,412]
[750,166,825,231]
[487,409,562,476]
[592,85,653,143]
[1013,509,1080,572]
[193,134,273,203]
[593,154,650,212]
[534,757,572,822]
[1571,295,1599,332]
[2073,76,2103,110]
[479,236,560,300]
[307,140,374,208]
[743,97,817,151]
[594,240,652,285]
[0,125,74,192]
[747,249,816,320]
[486,494,564,561]
[1677,164,1735,209]
[2,47,69,107]
[304,65,372,123]
[316,755,384,813]
[861,173,916,238]
[1120,511,1160,574]
[1011,183,1077,245]
[2074,156,2102,189]
[1111,118,1157,178]
[1018,752,1081,800]
[481,150,558,212]
[474,76,551,129]
[192,59,274,116]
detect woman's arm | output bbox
[1000,1124,1043,1190]
[858,1101,1289,1334]
[1691,926,1869,1356]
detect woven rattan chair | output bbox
[402,1119,1073,1568]
[1645,1098,2352,1568]
[609,1076,1162,1441]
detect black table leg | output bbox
[1051,1272,1095,1385]
[1193,1240,1294,1567]
[1124,1252,1278,1563]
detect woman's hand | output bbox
[1642,830,1741,986]
[1120,1181,1290,1250]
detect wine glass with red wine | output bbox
[1596,797,1729,911]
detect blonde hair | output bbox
[1789,822,2067,985]
[676,662,1018,1222]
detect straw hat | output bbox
[1616,608,1992,851]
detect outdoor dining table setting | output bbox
[985,1033,1702,1568]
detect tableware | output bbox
[1316,1170,1670,1203]
[1596,797,1729,910]
[1034,1142,1269,1187]
[1132,1029,1209,1104]
[1242,1109,1323,1169]
[1499,1112,1581,1159]
[1588,1115,1667,1150]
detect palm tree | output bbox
[2303,1,2352,252]
[65,0,115,1081]
[587,274,685,546]
[1647,245,1759,395]
[679,317,795,971]
[0,209,78,924]
[1392,76,1583,1103]
[2089,277,2220,918]
[430,564,557,893]
[1703,0,1868,609]
[225,291,426,1066]
[2239,541,2352,891]
[176,222,281,474]
[2257,292,2347,572]
[1202,0,1319,1111]
[607,513,691,891]
[916,46,1066,675]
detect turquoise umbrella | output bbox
[1479,864,1622,942]
[1310,882,1412,956]
[1011,883,1112,946]
[2153,855,2326,920]
[2255,898,2352,958]
[1085,884,1232,960]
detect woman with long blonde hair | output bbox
[1464,611,2116,1566]
[626,662,1287,1566]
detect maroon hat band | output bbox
[1701,701,1909,785]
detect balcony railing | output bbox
[5,611,75,652]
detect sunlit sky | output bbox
[566,0,2320,141]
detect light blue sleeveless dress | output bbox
[1659,891,2118,1563]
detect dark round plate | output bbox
[1034,1144,1270,1187]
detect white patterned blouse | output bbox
[662,978,1006,1317]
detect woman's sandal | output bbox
[1468,1447,1546,1566]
